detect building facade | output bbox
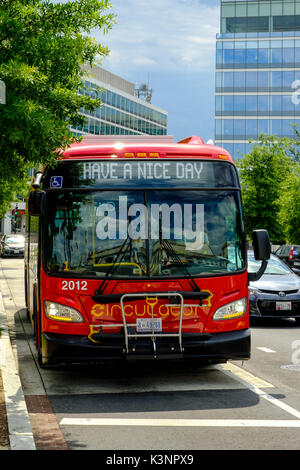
[72,65,168,137]
[215,0,300,160]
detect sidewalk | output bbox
[0,256,69,451]
[0,291,36,450]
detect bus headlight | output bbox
[213,298,247,321]
[44,301,84,323]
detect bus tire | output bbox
[32,285,40,350]
[32,285,48,368]
[37,350,46,368]
[24,270,30,321]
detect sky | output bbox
[95,0,221,143]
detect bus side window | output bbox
[29,215,39,276]
[25,210,29,263]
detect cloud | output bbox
[132,57,157,66]
[97,0,220,76]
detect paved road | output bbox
[1,257,300,451]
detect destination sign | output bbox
[82,161,203,181]
[44,159,239,189]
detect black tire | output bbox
[33,285,48,368]
[37,350,47,368]
[32,285,40,348]
[24,269,30,320]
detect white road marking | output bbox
[217,362,274,388]
[216,363,300,420]
[257,347,276,353]
[281,364,300,371]
[59,363,300,430]
[60,418,300,428]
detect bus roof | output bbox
[61,135,234,163]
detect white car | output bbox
[0,234,25,257]
[248,251,300,323]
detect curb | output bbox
[0,291,36,450]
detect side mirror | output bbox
[248,229,271,283]
[28,191,46,216]
[252,229,271,261]
[32,171,43,189]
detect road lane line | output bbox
[257,347,276,353]
[60,418,300,428]
[215,363,300,420]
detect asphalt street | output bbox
[1,257,300,451]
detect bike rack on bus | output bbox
[119,292,184,356]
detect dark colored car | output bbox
[248,251,300,323]
[274,244,300,275]
[0,234,25,257]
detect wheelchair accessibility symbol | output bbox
[50,176,63,188]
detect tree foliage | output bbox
[237,134,295,243]
[0,0,115,218]
[278,164,300,244]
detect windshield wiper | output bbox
[92,234,210,305]
[94,235,131,296]
[160,238,209,302]
[158,215,209,303]
[93,215,210,304]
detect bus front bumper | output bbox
[40,329,250,366]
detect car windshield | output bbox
[5,236,24,243]
[248,253,292,275]
[44,189,246,278]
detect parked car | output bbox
[0,234,25,257]
[274,244,300,275]
[248,251,300,323]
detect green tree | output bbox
[278,164,300,244]
[237,134,293,243]
[0,0,115,217]
[288,125,300,163]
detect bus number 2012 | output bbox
[61,280,88,291]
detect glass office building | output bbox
[72,65,168,136]
[215,0,300,160]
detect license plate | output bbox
[136,318,162,332]
[276,301,292,311]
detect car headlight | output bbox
[44,301,84,323]
[249,286,260,295]
[213,298,247,321]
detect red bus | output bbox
[25,135,270,367]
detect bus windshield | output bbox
[44,189,245,278]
